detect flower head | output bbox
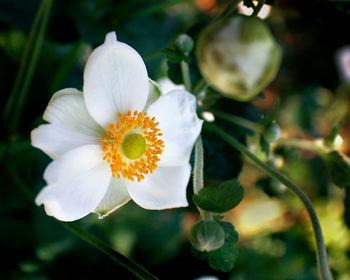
[32,32,203,221]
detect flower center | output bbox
[121,133,146,159]
[101,110,164,182]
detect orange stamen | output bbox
[101,110,164,182]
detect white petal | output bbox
[31,88,105,159]
[83,32,149,128]
[31,124,102,159]
[35,145,111,221]
[44,88,105,137]
[126,163,191,210]
[146,90,203,166]
[94,177,131,219]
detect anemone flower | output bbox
[31,32,203,221]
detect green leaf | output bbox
[193,179,244,213]
[207,222,239,272]
[167,62,183,85]
[323,150,350,189]
[163,48,190,63]
[261,99,280,127]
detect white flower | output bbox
[31,32,203,222]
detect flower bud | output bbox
[175,34,194,54]
[263,122,281,142]
[190,220,225,252]
[196,15,281,101]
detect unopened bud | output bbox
[175,34,194,54]
[190,220,225,252]
[196,15,281,101]
[263,123,281,142]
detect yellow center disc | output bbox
[121,133,146,160]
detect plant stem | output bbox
[192,78,208,96]
[277,138,327,155]
[193,136,204,195]
[210,109,263,133]
[9,0,53,132]
[142,49,164,62]
[205,122,333,280]
[3,0,47,123]
[193,135,214,221]
[63,223,159,280]
[251,0,265,17]
[181,59,192,92]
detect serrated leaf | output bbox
[261,99,280,127]
[323,150,350,189]
[193,179,244,213]
[207,222,238,272]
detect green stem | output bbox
[193,136,204,195]
[251,0,265,17]
[181,59,192,92]
[210,109,263,133]
[205,122,333,280]
[193,135,214,221]
[9,0,53,132]
[62,223,159,280]
[3,0,47,123]
[142,49,164,62]
[277,138,327,155]
[192,78,208,96]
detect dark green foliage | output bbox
[193,179,244,213]
[323,151,350,189]
[192,222,239,272]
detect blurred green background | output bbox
[1,0,350,279]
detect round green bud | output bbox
[175,34,194,54]
[190,220,225,252]
[196,15,282,101]
[263,123,281,142]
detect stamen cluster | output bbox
[101,110,164,182]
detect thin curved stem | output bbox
[205,122,333,280]
[3,0,47,123]
[9,0,53,132]
[63,223,159,280]
[181,59,192,92]
[209,109,263,133]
